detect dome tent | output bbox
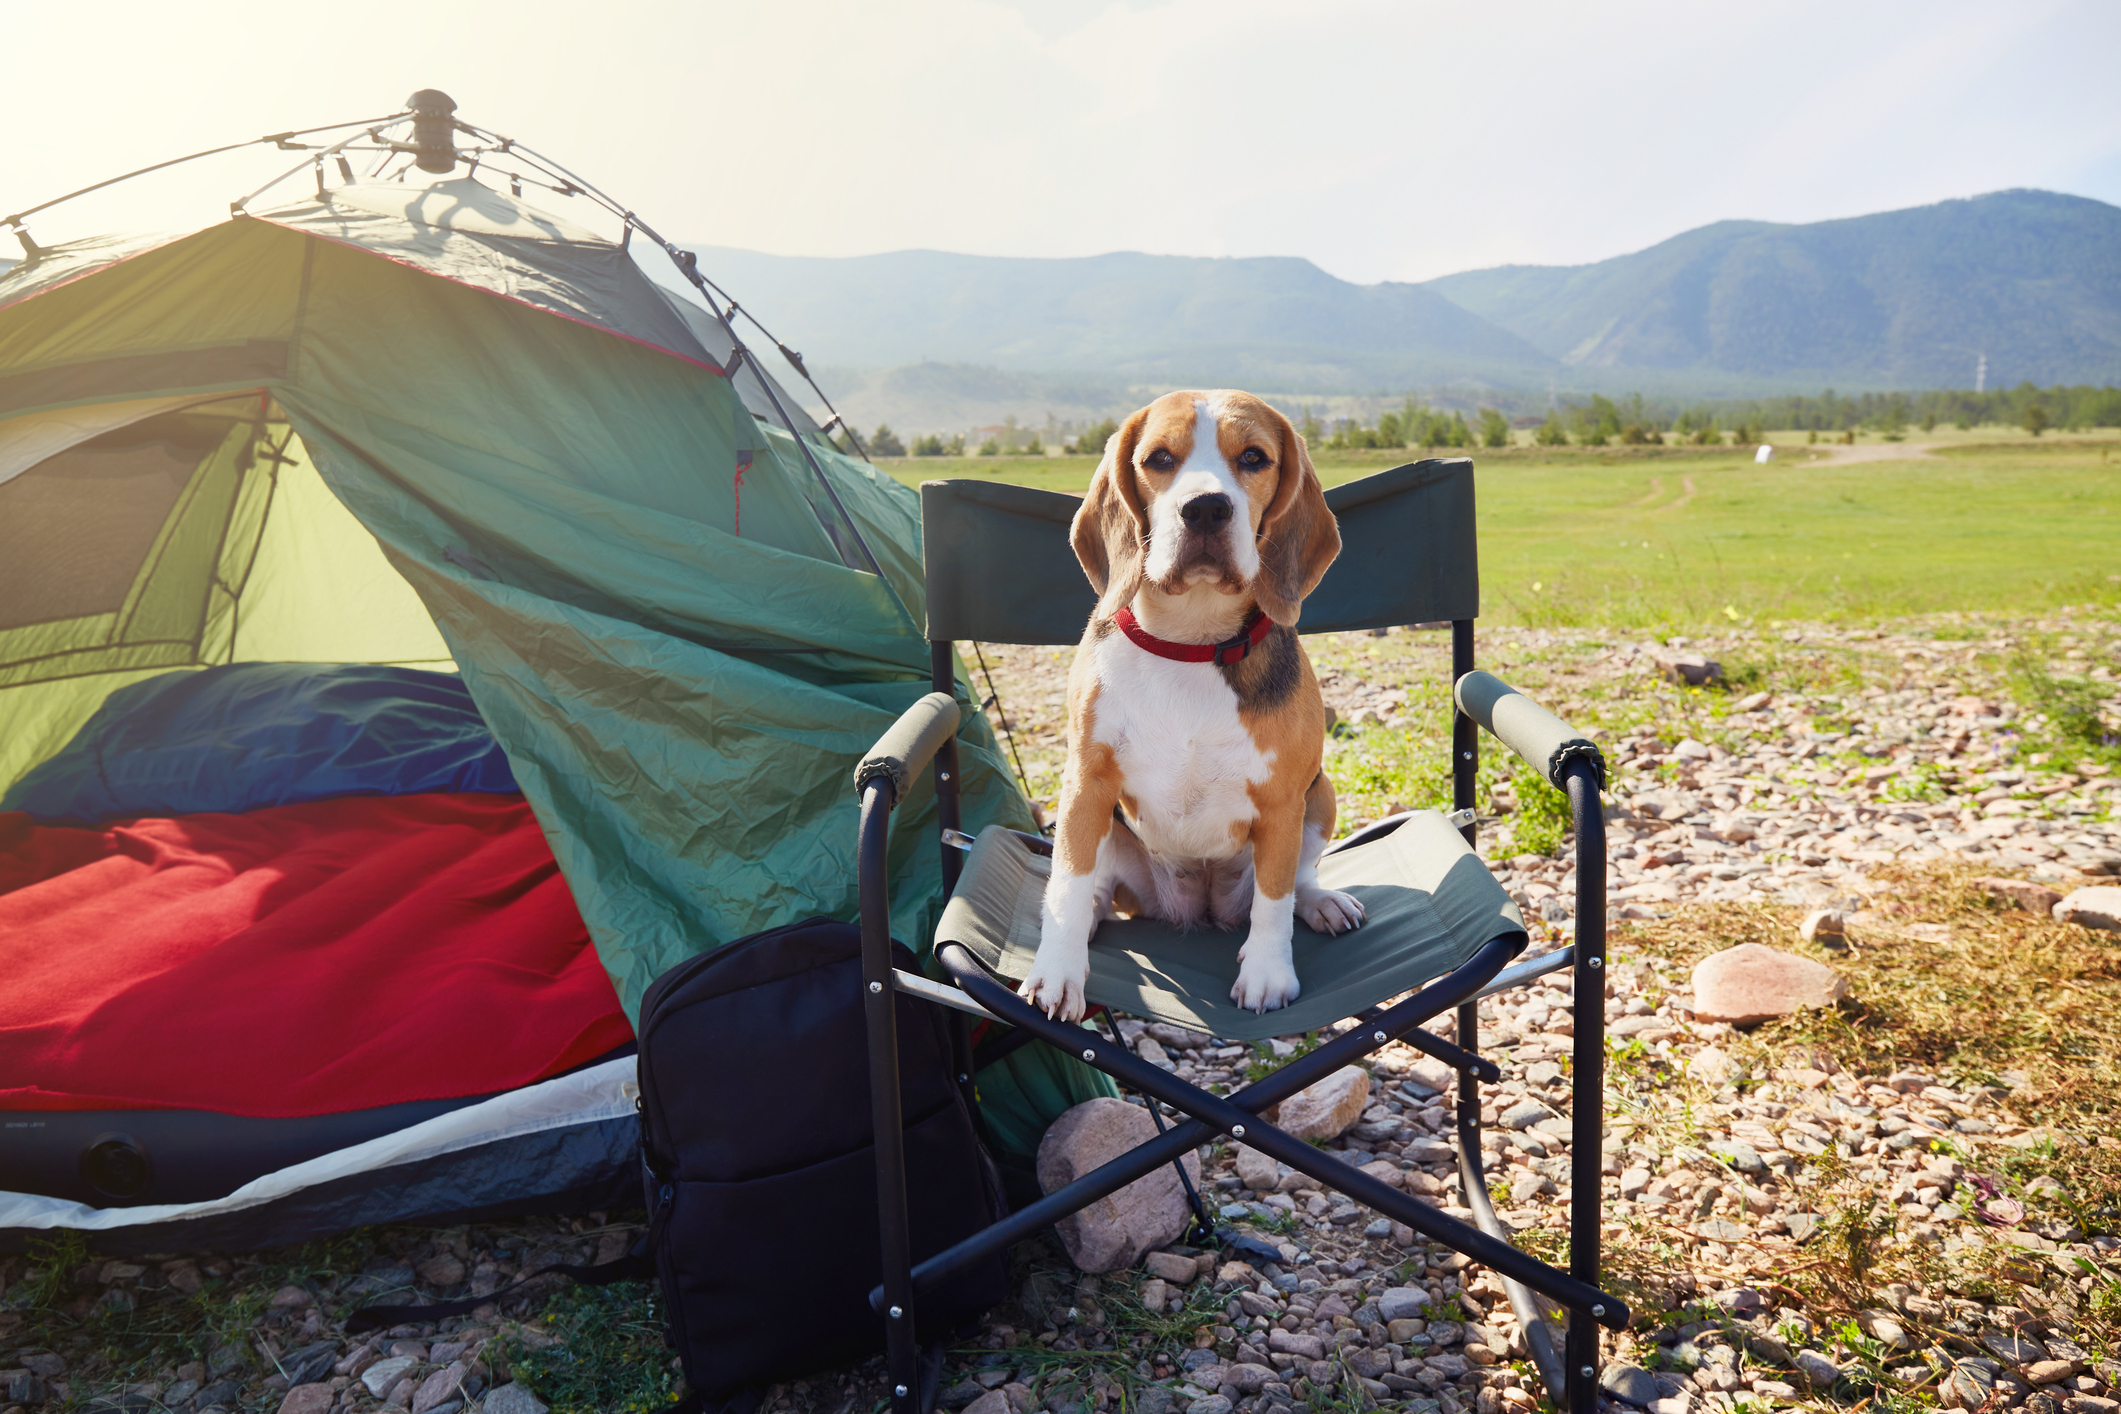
[0,98,1102,1248]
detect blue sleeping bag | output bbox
[3,663,518,825]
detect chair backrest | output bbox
[920,458,1479,645]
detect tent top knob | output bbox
[405,90,458,174]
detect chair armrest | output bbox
[1454,670,1606,791]
[854,691,962,800]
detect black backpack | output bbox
[634,917,1009,1402]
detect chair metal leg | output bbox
[1565,759,1609,1414]
[859,779,920,1414]
[1452,997,1568,1398]
[1097,1010,1215,1240]
[1452,619,1477,847]
[906,940,1632,1329]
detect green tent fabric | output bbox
[0,179,1111,1145]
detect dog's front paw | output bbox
[1297,885,1366,935]
[1020,950,1089,1022]
[1230,952,1301,1014]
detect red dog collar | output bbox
[1113,606,1273,666]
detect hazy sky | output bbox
[6,0,2118,286]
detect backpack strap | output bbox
[344,1237,653,1334]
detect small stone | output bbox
[1364,1217,1395,1239]
[1389,1317,1427,1341]
[1140,1277,1168,1312]
[2055,886,2121,931]
[1268,1331,1326,1361]
[962,1392,1011,1414]
[1793,1350,1842,1389]
[1620,1166,1651,1199]
[1187,1399,1234,1414]
[1143,1251,1197,1284]
[1857,1310,1911,1351]
[1978,877,2065,914]
[416,1254,467,1288]
[1037,1098,1202,1273]
[1941,1362,1997,1409]
[1235,1146,1280,1192]
[1686,1047,1736,1086]
[1690,943,1850,1025]
[2064,1397,2121,1414]
[362,1358,418,1399]
[480,1385,550,1414]
[1711,1287,1766,1318]
[20,1353,66,1378]
[268,1284,314,1309]
[166,1264,204,1296]
[2028,1361,2084,1386]
[1654,654,1722,687]
[1600,1362,1659,1406]
[412,1361,469,1414]
[1221,1364,1273,1394]
[1985,1333,2052,1366]
[1499,1100,1548,1130]
[1270,1066,1371,1141]
[1380,1287,1430,1322]
[1708,1139,1766,1175]
[278,1384,334,1414]
[1798,911,1849,945]
[1509,1172,1556,1203]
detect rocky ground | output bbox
[5,610,2117,1414]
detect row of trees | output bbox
[856,380,2115,458]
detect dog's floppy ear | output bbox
[1070,407,1151,618]
[1253,406,1341,627]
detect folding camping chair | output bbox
[853,458,1627,1414]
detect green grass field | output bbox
[879,438,2121,627]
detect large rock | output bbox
[1036,1099,1201,1273]
[2055,886,2121,932]
[1690,943,1849,1025]
[1269,1066,1370,1141]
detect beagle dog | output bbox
[1021,390,1365,1022]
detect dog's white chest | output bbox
[1087,636,1273,862]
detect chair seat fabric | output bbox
[937,811,1526,1040]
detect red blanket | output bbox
[0,793,633,1117]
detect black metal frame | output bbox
[861,621,1616,1414]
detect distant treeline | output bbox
[1666,383,2121,434]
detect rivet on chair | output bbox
[889,1305,903,1318]
[1231,1124,1246,1138]
[869,981,883,993]
[1082,1048,1095,1061]
[1592,1304,1605,1317]
[1580,1367,1595,1378]
[1588,957,1604,970]
[1372,1030,1386,1043]
[896,1385,910,1397]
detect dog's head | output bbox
[1070,390,1341,625]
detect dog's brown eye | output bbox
[1145,448,1176,471]
[1238,447,1268,469]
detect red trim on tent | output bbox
[0,793,633,1118]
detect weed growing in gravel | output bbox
[495,1282,679,1414]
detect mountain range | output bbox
[680,189,2119,428]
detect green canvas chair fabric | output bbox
[938,815,1527,1040]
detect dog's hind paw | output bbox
[1297,885,1366,935]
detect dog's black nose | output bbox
[1181,493,1232,530]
